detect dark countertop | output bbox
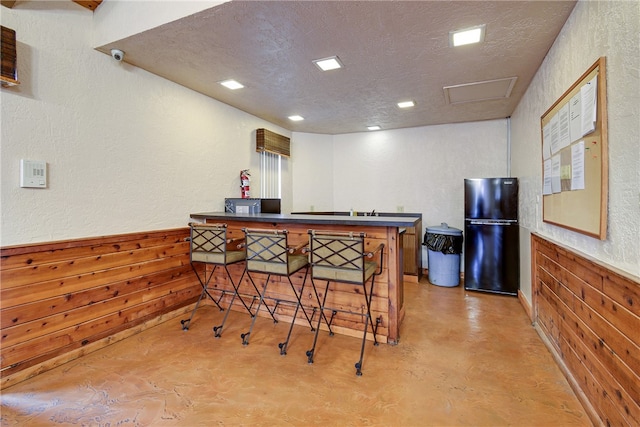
[190,212,421,228]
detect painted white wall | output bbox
[291,132,334,213]
[511,0,640,303]
[0,3,290,246]
[292,119,509,268]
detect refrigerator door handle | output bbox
[467,220,518,225]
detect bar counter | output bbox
[190,212,421,344]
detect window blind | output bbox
[260,151,281,198]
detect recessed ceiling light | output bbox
[450,24,486,47]
[288,115,304,121]
[397,101,415,109]
[367,126,381,131]
[312,56,343,71]
[219,79,244,90]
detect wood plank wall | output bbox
[1,228,199,388]
[532,234,640,426]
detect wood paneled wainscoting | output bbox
[0,228,200,389]
[531,234,639,426]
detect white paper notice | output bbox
[558,103,571,151]
[551,154,561,193]
[571,140,585,190]
[542,122,552,160]
[581,76,597,136]
[549,113,560,155]
[569,92,582,143]
[543,159,553,195]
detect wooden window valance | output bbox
[256,128,290,157]
[1,26,19,87]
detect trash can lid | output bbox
[426,222,462,236]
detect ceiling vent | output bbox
[443,77,517,104]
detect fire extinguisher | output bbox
[240,169,251,199]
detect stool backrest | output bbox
[244,229,289,276]
[190,223,229,265]
[244,229,291,275]
[309,231,366,284]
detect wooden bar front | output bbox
[190,212,421,344]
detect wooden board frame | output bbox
[541,57,608,239]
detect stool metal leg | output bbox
[306,276,380,375]
[354,312,370,376]
[241,273,277,346]
[354,276,379,375]
[213,267,250,338]
[290,267,315,330]
[243,271,278,323]
[227,267,255,315]
[306,279,332,364]
[362,276,379,345]
[309,278,334,335]
[181,264,224,330]
[278,267,312,355]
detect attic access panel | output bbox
[444,77,517,104]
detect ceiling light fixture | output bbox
[288,115,304,121]
[450,24,486,47]
[367,126,381,131]
[219,79,244,90]
[397,101,415,109]
[312,56,343,71]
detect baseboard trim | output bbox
[518,290,533,322]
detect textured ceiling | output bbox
[97,1,577,135]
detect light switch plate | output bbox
[20,159,47,188]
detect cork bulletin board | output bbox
[540,57,608,240]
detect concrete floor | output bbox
[0,280,591,426]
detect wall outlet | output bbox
[396,205,404,213]
[310,205,314,212]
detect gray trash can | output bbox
[423,223,463,287]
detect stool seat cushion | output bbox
[226,250,247,264]
[192,249,245,265]
[247,254,308,275]
[312,260,377,284]
[287,254,309,275]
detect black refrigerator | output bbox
[464,178,519,295]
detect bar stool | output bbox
[181,222,254,337]
[241,228,315,354]
[306,230,384,376]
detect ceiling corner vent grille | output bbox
[256,128,291,157]
[443,77,517,105]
